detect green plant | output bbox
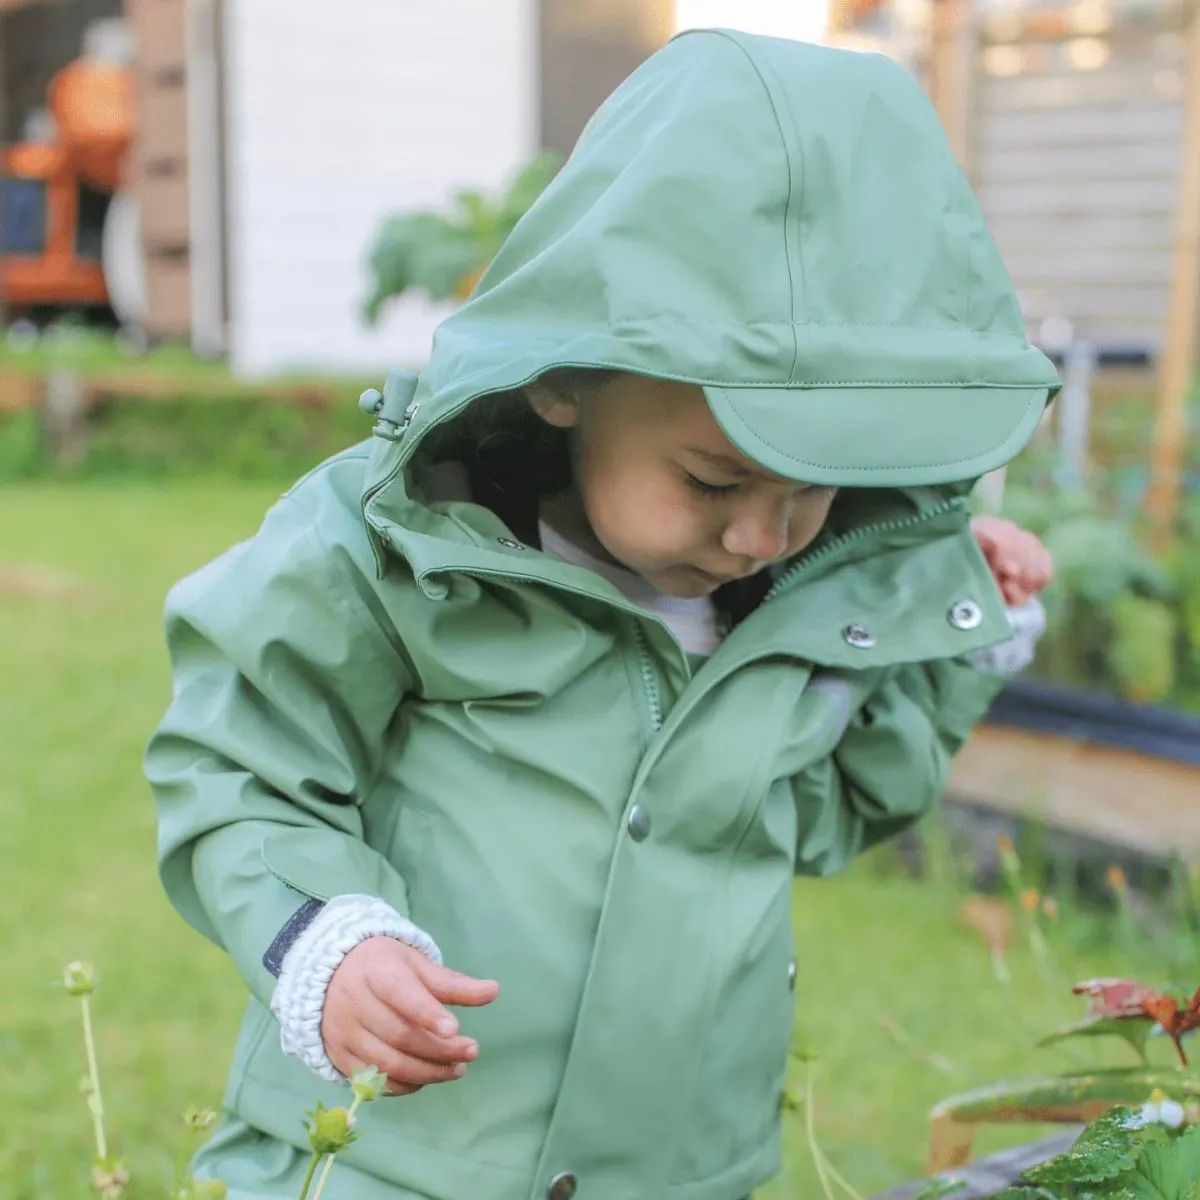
[60,957,390,1200]
[997,481,1187,707]
[63,960,225,1199]
[362,150,562,322]
[994,1105,1200,1199]
[300,1067,387,1200]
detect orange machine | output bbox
[0,51,134,312]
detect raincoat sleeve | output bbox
[790,657,1004,876]
[145,489,414,1011]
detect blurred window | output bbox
[0,177,48,255]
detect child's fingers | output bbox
[367,960,461,1037]
[358,989,479,1064]
[414,958,501,1009]
[347,1029,467,1090]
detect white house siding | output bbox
[223,0,538,378]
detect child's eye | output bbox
[685,473,738,498]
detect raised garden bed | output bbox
[946,679,1200,866]
[869,1129,1081,1199]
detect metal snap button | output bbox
[627,805,651,842]
[948,599,983,631]
[548,1171,578,1200]
[842,624,876,649]
[497,538,524,550]
[788,959,797,991]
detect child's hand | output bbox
[322,937,499,1095]
[970,515,1053,607]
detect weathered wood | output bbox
[947,724,1200,860]
[1146,0,1200,543]
[979,177,1180,216]
[870,1129,1081,1199]
[980,104,1182,148]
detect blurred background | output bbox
[4,2,1200,1198]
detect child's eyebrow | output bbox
[684,448,758,477]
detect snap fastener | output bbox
[788,959,797,991]
[948,599,983,631]
[547,1171,578,1199]
[497,538,524,550]
[842,624,876,650]
[627,805,651,842]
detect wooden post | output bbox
[929,0,976,175]
[1146,0,1200,547]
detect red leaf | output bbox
[1072,978,1200,1066]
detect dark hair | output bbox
[423,367,769,630]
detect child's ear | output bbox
[525,382,582,429]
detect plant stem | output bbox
[297,1150,321,1200]
[804,1061,837,1200]
[79,993,107,1161]
[822,1153,866,1200]
[310,1096,362,1200]
[174,1126,200,1193]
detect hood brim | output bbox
[704,383,1051,488]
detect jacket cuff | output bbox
[966,598,1046,677]
[269,893,443,1082]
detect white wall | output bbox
[222,0,538,378]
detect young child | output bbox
[147,29,1058,1200]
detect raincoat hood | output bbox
[367,28,1058,495]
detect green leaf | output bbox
[1039,1015,1156,1062]
[991,1190,1064,1200]
[1115,1126,1200,1200]
[1024,1108,1141,1186]
[911,1180,968,1199]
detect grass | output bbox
[1,479,1194,1199]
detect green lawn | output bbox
[1,480,1190,1199]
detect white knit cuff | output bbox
[966,598,1047,677]
[269,893,442,1083]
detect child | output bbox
[147,28,1058,1200]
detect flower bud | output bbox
[64,961,96,996]
[350,1066,387,1103]
[305,1102,359,1155]
[90,1157,130,1198]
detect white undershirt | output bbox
[539,520,723,657]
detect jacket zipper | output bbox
[402,498,961,741]
[763,497,964,603]
[632,624,665,733]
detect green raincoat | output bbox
[147,29,1058,1200]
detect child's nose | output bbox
[722,506,789,566]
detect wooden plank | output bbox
[1147,0,1200,543]
[980,66,1180,110]
[125,0,187,73]
[979,176,1179,215]
[978,139,1183,183]
[132,77,188,164]
[872,1131,1082,1200]
[998,247,1173,286]
[985,211,1176,253]
[980,104,1183,146]
[947,724,1200,859]
[144,252,191,339]
[1012,284,1168,321]
[0,375,41,413]
[137,171,191,247]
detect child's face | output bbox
[530,374,837,598]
